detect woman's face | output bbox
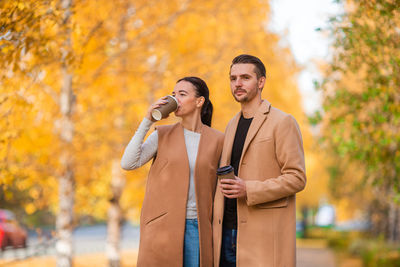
[172,80,202,118]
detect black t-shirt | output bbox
[223,114,253,230]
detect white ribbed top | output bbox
[120,118,200,219]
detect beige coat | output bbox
[213,100,306,267]
[137,123,224,267]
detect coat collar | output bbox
[239,100,271,165]
[220,113,240,166]
[222,100,271,167]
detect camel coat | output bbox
[137,123,224,267]
[213,100,306,267]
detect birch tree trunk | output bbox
[106,5,129,266]
[56,0,75,266]
[106,161,125,267]
[388,199,400,242]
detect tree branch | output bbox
[90,0,193,82]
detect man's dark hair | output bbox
[230,54,266,79]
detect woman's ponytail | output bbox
[200,99,213,127]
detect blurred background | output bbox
[0,0,399,266]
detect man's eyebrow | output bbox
[231,73,252,77]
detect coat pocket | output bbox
[255,197,288,209]
[253,136,272,144]
[145,211,168,226]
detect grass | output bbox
[297,238,329,249]
[302,227,400,267]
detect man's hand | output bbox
[219,176,247,198]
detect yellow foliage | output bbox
[0,0,323,223]
[25,203,36,215]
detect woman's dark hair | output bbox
[177,76,213,127]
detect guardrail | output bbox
[0,224,140,266]
[0,230,56,266]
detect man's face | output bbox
[230,63,264,103]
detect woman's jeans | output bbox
[220,227,237,267]
[184,219,200,267]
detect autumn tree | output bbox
[315,0,400,241]
[1,1,318,266]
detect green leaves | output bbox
[317,0,400,238]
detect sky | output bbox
[269,0,343,115]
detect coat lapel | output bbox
[238,100,271,167]
[194,123,207,178]
[175,123,190,174]
[221,112,241,166]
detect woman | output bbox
[121,77,224,267]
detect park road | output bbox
[297,247,336,267]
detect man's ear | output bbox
[258,76,266,90]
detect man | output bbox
[213,54,306,267]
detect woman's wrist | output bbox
[143,117,154,125]
[145,112,153,122]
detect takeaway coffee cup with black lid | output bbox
[216,165,235,180]
[151,95,178,121]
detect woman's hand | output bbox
[146,96,169,122]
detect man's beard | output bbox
[233,88,256,103]
[234,94,248,103]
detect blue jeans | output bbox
[184,219,200,267]
[220,228,237,267]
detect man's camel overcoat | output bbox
[213,100,306,267]
[137,123,224,267]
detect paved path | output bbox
[1,226,337,267]
[297,247,336,267]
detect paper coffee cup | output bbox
[151,95,178,121]
[217,165,235,180]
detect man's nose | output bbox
[235,78,243,87]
